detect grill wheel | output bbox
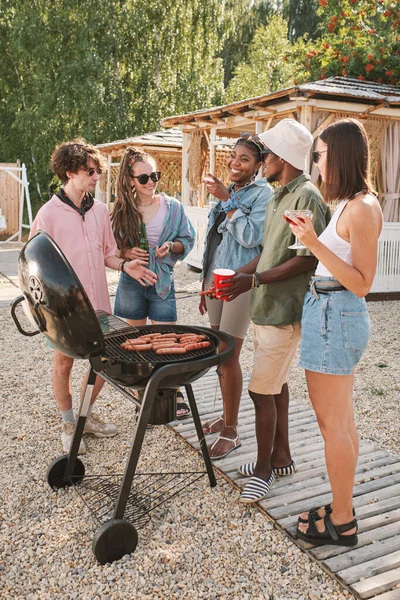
[47,455,85,490]
[92,519,138,564]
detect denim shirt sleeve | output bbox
[219,183,273,249]
[152,196,195,269]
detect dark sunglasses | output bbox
[132,171,161,185]
[312,150,327,164]
[84,167,102,176]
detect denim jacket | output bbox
[201,179,273,279]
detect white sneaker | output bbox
[84,412,118,438]
[61,422,86,454]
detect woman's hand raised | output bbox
[203,173,230,202]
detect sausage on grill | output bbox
[155,347,187,354]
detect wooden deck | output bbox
[170,369,400,600]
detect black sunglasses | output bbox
[312,150,327,164]
[84,167,102,176]
[132,171,161,185]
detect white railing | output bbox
[184,206,209,270]
[184,206,400,293]
[372,222,400,293]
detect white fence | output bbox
[374,222,400,293]
[184,206,209,270]
[184,206,400,293]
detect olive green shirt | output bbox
[250,174,331,326]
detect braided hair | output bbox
[111,147,156,253]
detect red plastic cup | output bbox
[213,268,235,300]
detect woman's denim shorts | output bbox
[299,279,370,375]
[114,272,177,322]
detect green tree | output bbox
[0,0,227,209]
[220,0,276,85]
[225,14,300,102]
[294,0,400,84]
[284,0,321,40]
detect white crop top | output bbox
[315,200,352,277]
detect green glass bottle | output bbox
[139,221,149,252]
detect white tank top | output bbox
[315,200,352,277]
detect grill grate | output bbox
[70,472,206,529]
[102,325,217,364]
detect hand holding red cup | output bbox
[213,268,235,300]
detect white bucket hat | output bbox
[258,119,313,171]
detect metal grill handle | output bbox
[10,295,41,337]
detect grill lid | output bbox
[18,231,103,359]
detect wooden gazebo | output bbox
[161,77,400,293]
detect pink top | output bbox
[30,195,117,312]
[146,194,169,248]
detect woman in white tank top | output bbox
[288,119,383,547]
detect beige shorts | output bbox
[205,269,251,340]
[248,322,301,395]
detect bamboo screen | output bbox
[320,112,390,198]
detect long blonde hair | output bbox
[111,147,156,253]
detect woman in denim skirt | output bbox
[288,119,383,547]
[199,134,273,459]
[112,147,195,418]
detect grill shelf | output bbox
[70,471,207,529]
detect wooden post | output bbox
[22,164,32,227]
[255,121,263,135]
[181,131,190,205]
[209,127,217,177]
[106,154,112,212]
[255,121,264,180]
[300,104,313,174]
[18,169,24,242]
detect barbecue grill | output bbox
[11,231,234,564]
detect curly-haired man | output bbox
[30,139,157,453]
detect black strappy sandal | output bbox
[296,513,358,547]
[176,391,191,420]
[298,504,355,524]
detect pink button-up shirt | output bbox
[30,195,117,312]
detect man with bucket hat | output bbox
[221,119,331,503]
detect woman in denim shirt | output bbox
[200,134,273,459]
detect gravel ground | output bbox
[0,258,398,600]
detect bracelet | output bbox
[119,259,128,273]
[167,241,174,253]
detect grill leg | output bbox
[63,366,96,483]
[112,380,157,520]
[185,384,217,488]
